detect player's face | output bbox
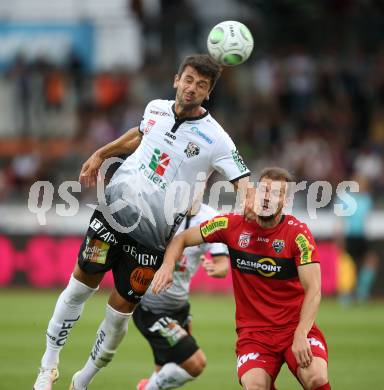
[255,178,287,220]
[174,66,211,111]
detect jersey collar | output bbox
[171,103,209,122]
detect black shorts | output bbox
[132,303,199,366]
[77,209,164,303]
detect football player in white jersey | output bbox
[33,54,253,390]
[134,203,229,390]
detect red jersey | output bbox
[200,214,320,331]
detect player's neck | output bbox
[256,213,284,229]
[174,102,204,119]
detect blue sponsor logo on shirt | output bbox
[190,126,213,144]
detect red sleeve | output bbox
[200,214,232,245]
[292,224,320,267]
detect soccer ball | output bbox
[207,20,254,66]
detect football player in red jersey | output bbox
[152,167,330,390]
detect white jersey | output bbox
[105,99,250,251]
[140,204,229,313]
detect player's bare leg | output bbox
[241,368,272,390]
[297,357,329,390]
[70,288,136,390]
[33,265,103,390]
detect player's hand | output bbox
[244,186,257,221]
[151,264,174,295]
[292,332,313,369]
[79,153,104,187]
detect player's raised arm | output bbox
[151,226,204,295]
[79,126,142,187]
[292,263,322,368]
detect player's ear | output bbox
[173,74,179,88]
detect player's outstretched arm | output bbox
[151,226,204,294]
[292,263,322,368]
[79,126,142,187]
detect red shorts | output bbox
[236,325,328,383]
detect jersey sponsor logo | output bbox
[231,149,248,173]
[82,237,110,264]
[122,244,159,266]
[139,148,170,189]
[139,163,168,189]
[144,119,156,134]
[238,232,251,248]
[90,218,103,232]
[165,131,176,140]
[130,266,155,294]
[272,239,285,253]
[257,237,269,243]
[236,257,282,277]
[201,217,228,237]
[308,337,325,351]
[295,233,313,264]
[150,109,170,117]
[230,249,298,280]
[184,142,200,158]
[89,218,117,244]
[190,126,213,144]
[237,352,262,369]
[149,148,170,176]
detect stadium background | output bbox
[0,0,383,389]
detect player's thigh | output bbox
[132,304,199,366]
[236,330,283,384]
[285,326,329,385]
[241,368,271,390]
[296,357,328,389]
[73,263,104,288]
[107,287,137,313]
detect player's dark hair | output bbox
[259,167,294,183]
[178,54,222,90]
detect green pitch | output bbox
[0,290,383,389]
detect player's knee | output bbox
[182,349,207,377]
[304,372,328,390]
[64,274,98,306]
[241,372,269,390]
[241,378,269,390]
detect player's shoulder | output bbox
[145,99,173,113]
[205,115,231,137]
[284,215,314,237]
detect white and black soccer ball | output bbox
[207,20,254,66]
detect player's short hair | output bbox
[259,167,294,183]
[178,54,222,90]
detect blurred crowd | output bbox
[1,0,384,208]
